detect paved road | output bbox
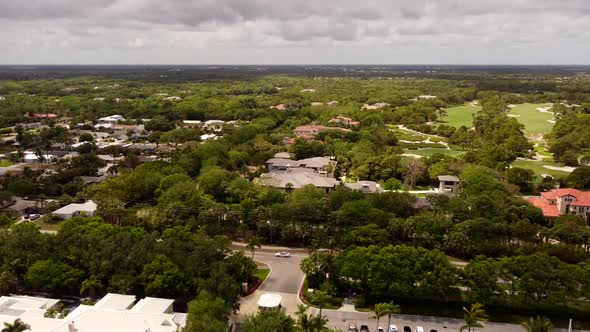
[233,245,587,332]
[0,163,25,176]
[237,251,306,317]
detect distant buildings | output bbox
[293,125,350,137]
[24,112,58,119]
[361,102,389,110]
[270,104,288,111]
[98,115,125,124]
[527,189,590,222]
[0,293,186,332]
[328,115,360,127]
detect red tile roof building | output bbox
[24,112,58,119]
[526,188,590,222]
[328,115,360,127]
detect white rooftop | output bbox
[52,200,97,215]
[0,293,185,332]
[257,294,282,308]
[129,297,173,314]
[94,293,136,310]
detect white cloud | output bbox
[0,0,589,64]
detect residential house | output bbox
[437,175,460,195]
[7,199,43,215]
[258,168,339,193]
[164,96,182,101]
[526,188,590,222]
[293,125,350,137]
[270,104,288,111]
[361,102,389,110]
[51,200,97,220]
[327,101,339,106]
[24,112,58,119]
[98,115,125,124]
[310,102,324,107]
[300,89,316,92]
[293,125,329,136]
[265,156,332,172]
[273,152,293,159]
[204,120,225,131]
[265,158,301,171]
[345,181,383,193]
[328,115,360,127]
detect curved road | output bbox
[237,250,306,317]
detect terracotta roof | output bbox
[526,197,560,217]
[552,188,583,197]
[540,191,557,200]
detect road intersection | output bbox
[234,244,585,332]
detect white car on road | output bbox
[275,251,290,257]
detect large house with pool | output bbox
[526,188,590,223]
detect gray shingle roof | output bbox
[259,168,338,189]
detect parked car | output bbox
[348,323,358,332]
[29,214,41,220]
[376,327,385,332]
[430,330,438,332]
[415,327,424,332]
[360,325,370,332]
[275,252,290,257]
[403,327,411,332]
[390,325,398,332]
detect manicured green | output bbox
[0,160,14,167]
[510,160,570,178]
[403,148,466,158]
[441,105,481,128]
[254,268,270,283]
[508,103,555,135]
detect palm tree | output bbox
[380,302,401,330]
[2,319,31,332]
[369,303,388,330]
[460,303,489,332]
[296,304,312,332]
[80,275,103,298]
[246,235,262,259]
[296,303,328,332]
[521,316,553,332]
[310,290,333,318]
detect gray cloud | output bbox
[0,0,589,64]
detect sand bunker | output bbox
[401,153,424,159]
[543,165,576,173]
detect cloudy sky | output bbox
[1,0,590,64]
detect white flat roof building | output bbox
[0,293,186,332]
[52,200,97,220]
[257,293,282,310]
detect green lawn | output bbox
[511,160,569,178]
[254,268,270,283]
[0,160,14,167]
[441,105,481,128]
[508,103,555,135]
[403,148,467,158]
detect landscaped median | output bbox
[245,262,270,296]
